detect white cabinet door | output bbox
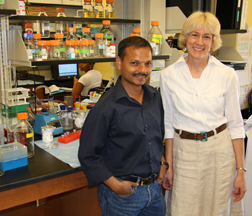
[27,0,62,4]
[62,0,82,6]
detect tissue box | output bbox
[0,142,28,171]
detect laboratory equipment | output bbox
[50,40,60,59]
[58,130,81,144]
[72,110,89,130]
[54,33,66,59]
[34,109,63,136]
[95,33,105,57]
[38,7,50,38]
[73,21,83,38]
[110,43,116,57]
[83,0,94,18]
[33,33,41,61]
[0,142,27,171]
[133,28,141,36]
[100,20,114,57]
[51,63,79,80]
[38,40,48,60]
[147,21,163,55]
[66,40,76,59]
[88,40,95,57]
[66,27,78,40]
[59,106,73,131]
[23,33,34,61]
[41,125,57,149]
[56,8,67,38]
[80,40,89,58]
[81,27,92,41]
[105,0,115,19]
[14,112,34,158]
[94,0,104,18]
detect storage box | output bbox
[0,142,28,171]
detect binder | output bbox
[234,0,243,29]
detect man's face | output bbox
[116,46,152,89]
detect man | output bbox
[78,37,167,216]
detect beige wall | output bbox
[246,0,252,27]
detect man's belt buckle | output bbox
[199,132,207,141]
[140,177,150,186]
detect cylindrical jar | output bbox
[66,40,76,59]
[95,33,105,57]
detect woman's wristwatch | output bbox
[160,162,169,170]
[236,167,247,172]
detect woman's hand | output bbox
[162,168,173,190]
[232,171,246,202]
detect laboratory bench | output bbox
[0,139,102,215]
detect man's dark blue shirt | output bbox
[78,76,164,186]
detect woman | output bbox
[72,63,103,97]
[160,11,246,215]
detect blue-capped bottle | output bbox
[23,33,34,61]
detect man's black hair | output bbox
[118,36,152,61]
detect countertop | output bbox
[0,144,82,192]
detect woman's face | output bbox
[186,28,213,61]
[79,63,92,72]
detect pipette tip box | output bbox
[0,142,28,171]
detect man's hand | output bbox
[162,168,173,190]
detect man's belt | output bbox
[118,174,158,186]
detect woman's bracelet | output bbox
[236,167,247,172]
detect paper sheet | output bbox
[35,137,80,168]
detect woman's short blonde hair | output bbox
[178,11,222,52]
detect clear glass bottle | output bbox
[100,20,114,57]
[41,125,54,148]
[88,40,95,57]
[66,40,76,59]
[38,7,50,38]
[105,0,115,19]
[83,0,94,18]
[74,40,81,59]
[81,27,92,41]
[94,0,104,18]
[80,39,89,58]
[33,33,41,61]
[73,21,83,39]
[133,28,141,36]
[38,40,48,61]
[50,40,60,59]
[23,33,34,61]
[147,21,163,55]
[95,33,105,57]
[54,33,66,59]
[56,8,68,38]
[14,112,34,158]
[66,27,78,40]
[130,33,139,37]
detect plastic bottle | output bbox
[56,8,68,38]
[54,33,66,59]
[66,40,76,59]
[133,28,141,36]
[81,27,92,41]
[147,21,163,55]
[33,34,42,61]
[100,20,114,57]
[83,0,94,18]
[66,27,78,40]
[105,0,115,19]
[95,33,105,57]
[23,33,34,61]
[110,43,116,57]
[16,0,26,15]
[38,7,50,38]
[38,40,48,61]
[14,112,34,158]
[94,0,104,18]
[50,40,60,59]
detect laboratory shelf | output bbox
[9,15,141,25]
[0,9,16,17]
[221,29,247,34]
[29,54,170,66]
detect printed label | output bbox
[26,132,34,138]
